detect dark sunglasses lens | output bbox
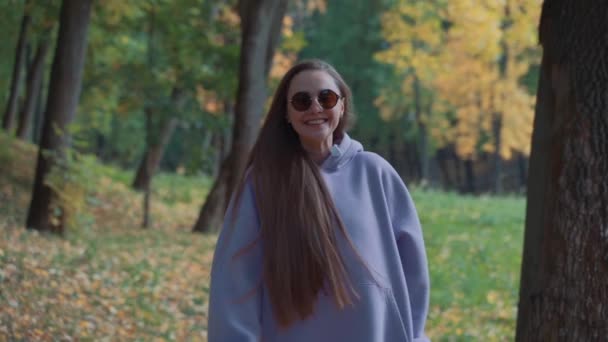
[291,92,312,111]
[318,89,339,109]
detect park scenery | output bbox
[1,0,606,341]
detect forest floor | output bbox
[0,133,525,341]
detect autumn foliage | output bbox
[377,0,541,160]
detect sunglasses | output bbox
[289,89,342,112]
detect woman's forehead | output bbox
[288,70,339,95]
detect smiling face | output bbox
[286,70,344,153]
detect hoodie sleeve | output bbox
[207,180,263,342]
[383,167,430,342]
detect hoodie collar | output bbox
[320,133,363,172]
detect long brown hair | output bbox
[231,60,358,327]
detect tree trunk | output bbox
[493,4,509,194]
[32,70,45,145]
[193,0,288,233]
[132,87,185,191]
[25,0,92,235]
[492,114,503,193]
[17,38,50,140]
[516,1,608,340]
[413,76,430,183]
[418,123,430,183]
[2,13,30,133]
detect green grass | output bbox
[414,190,525,340]
[0,132,526,340]
[83,160,213,205]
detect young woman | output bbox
[208,59,430,341]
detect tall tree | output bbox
[17,37,50,140]
[193,0,288,233]
[2,5,30,132]
[26,0,93,234]
[516,0,608,340]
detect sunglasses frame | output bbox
[289,89,343,112]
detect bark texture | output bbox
[516,1,608,340]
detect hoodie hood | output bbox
[320,133,363,172]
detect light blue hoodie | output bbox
[208,134,430,342]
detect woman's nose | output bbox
[310,98,324,112]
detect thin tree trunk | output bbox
[26,0,93,234]
[493,4,509,194]
[32,70,45,145]
[413,76,430,183]
[516,1,608,340]
[17,38,50,140]
[135,87,186,228]
[492,114,503,193]
[419,124,429,183]
[2,13,30,133]
[132,87,186,191]
[193,0,288,233]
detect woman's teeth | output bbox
[306,119,326,125]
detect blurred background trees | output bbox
[1,0,542,233]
